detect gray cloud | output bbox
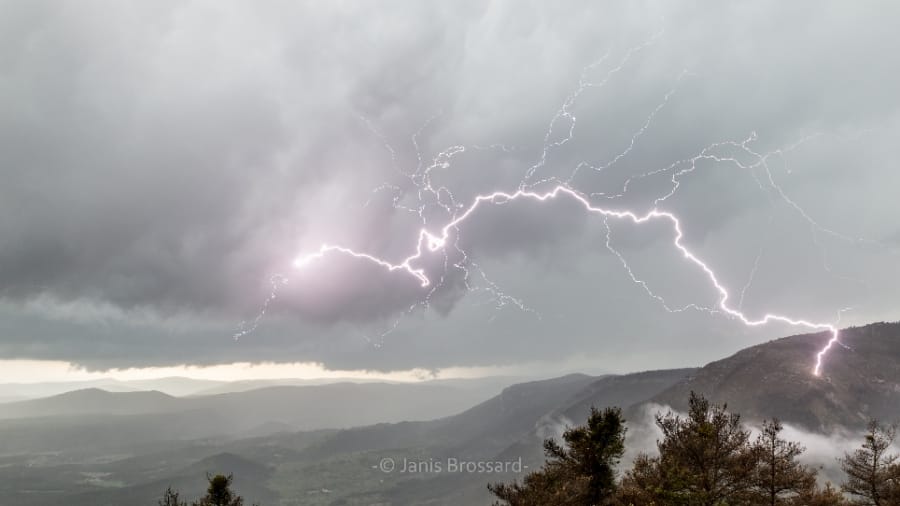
[1,0,899,372]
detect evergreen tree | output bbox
[489,406,627,505]
[159,474,256,506]
[840,421,900,506]
[615,453,666,505]
[621,392,757,505]
[750,418,817,505]
[193,474,245,506]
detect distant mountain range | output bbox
[0,377,225,399]
[0,320,896,505]
[0,382,511,453]
[0,374,528,400]
[284,368,699,505]
[0,375,445,400]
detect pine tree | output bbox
[488,406,627,505]
[193,474,245,506]
[615,453,665,505]
[158,475,258,506]
[620,392,758,505]
[840,421,900,506]
[750,418,817,505]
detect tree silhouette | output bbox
[840,420,900,505]
[193,474,245,506]
[158,474,257,506]
[621,392,758,505]
[749,418,818,505]
[488,406,627,505]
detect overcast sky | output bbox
[1,0,899,380]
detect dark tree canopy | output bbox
[489,406,627,505]
[196,474,244,506]
[840,421,900,506]
[621,392,758,505]
[158,474,255,506]
[749,418,818,505]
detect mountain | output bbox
[188,382,503,431]
[287,369,694,505]
[0,375,519,401]
[191,375,525,397]
[0,378,141,400]
[558,368,698,423]
[648,321,900,430]
[2,321,899,505]
[299,373,597,460]
[0,381,506,451]
[190,377,393,396]
[426,373,600,457]
[120,377,227,397]
[301,369,698,462]
[0,377,225,400]
[0,388,180,419]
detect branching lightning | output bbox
[291,185,841,375]
[242,35,877,377]
[233,274,288,340]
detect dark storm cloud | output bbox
[1,0,899,372]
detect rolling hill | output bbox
[0,381,503,431]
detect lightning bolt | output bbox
[290,185,840,375]
[241,36,875,377]
[233,274,288,340]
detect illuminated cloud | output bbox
[0,0,898,373]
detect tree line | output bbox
[158,392,899,505]
[489,392,900,505]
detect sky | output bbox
[1,0,899,382]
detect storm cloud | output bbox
[1,0,899,372]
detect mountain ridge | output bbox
[647,320,900,430]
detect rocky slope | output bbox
[648,321,900,430]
